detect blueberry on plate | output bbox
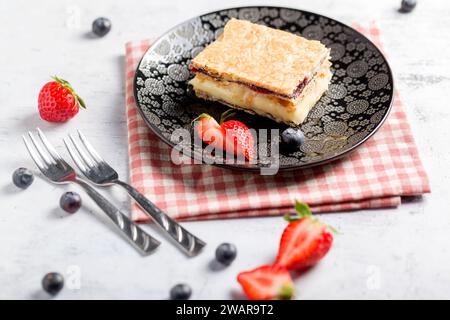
[215,243,237,265]
[281,127,305,151]
[170,283,192,300]
[92,17,111,37]
[60,191,82,213]
[42,272,64,295]
[400,0,417,13]
[12,167,34,189]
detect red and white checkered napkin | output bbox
[124,23,430,222]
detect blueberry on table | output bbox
[92,17,111,37]
[281,127,305,151]
[42,272,64,295]
[400,0,417,13]
[215,243,237,265]
[60,191,82,213]
[170,283,192,300]
[12,167,34,189]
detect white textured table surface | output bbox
[1,0,449,300]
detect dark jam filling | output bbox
[190,67,309,99]
[291,78,309,99]
[247,85,273,95]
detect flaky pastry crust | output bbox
[191,18,330,97]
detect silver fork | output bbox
[23,129,161,255]
[64,130,206,256]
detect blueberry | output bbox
[92,17,111,37]
[400,0,417,13]
[42,272,64,295]
[215,243,237,265]
[281,127,305,151]
[60,191,82,213]
[170,283,192,300]
[12,167,34,189]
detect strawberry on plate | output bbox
[193,111,254,161]
[194,113,225,150]
[221,119,255,161]
[275,201,334,270]
[38,76,85,122]
[237,264,294,300]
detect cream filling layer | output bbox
[189,64,332,125]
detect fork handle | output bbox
[115,180,206,256]
[74,178,160,255]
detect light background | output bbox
[0,0,449,299]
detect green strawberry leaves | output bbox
[283,214,298,223]
[219,109,238,124]
[192,109,237,126]
[283,200,339,234]
[52,76,70,86]
[192,113,214,124]
[295,201,312,218]
[283,200,312,222]
[75,94,86,108]
[327,225,340,235]
[52,76,86,109]
[276,284,294,300]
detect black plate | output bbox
[133,6,394,172]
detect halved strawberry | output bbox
[221,120,255,161]
[237,265,294,300]
[275,201,334,270]
[192,111,254,161]
[193,113,225,149]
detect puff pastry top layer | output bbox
[191,18,330,97]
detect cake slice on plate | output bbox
[189,18,332,126]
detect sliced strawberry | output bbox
[237,265,294,300]
[275,201,334,270]
[192,111,254,161]
[193,113,225,149]
[221,120,255,161]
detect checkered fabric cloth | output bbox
[124,22,430,222]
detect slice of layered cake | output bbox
[189,18,332,126]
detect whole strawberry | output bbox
[38,76,85,122]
